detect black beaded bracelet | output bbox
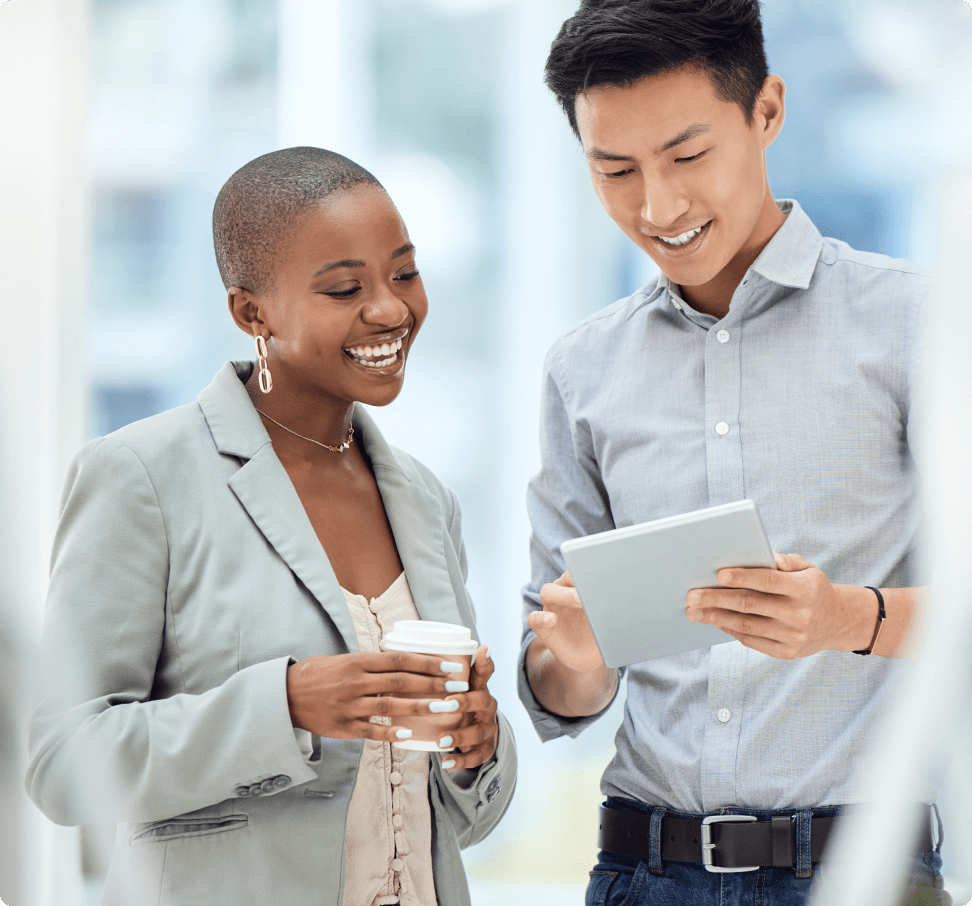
[852,586,886,656]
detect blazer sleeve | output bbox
[429,488,516,849]
[25,437,319,827]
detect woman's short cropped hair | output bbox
[213,146,383,295]
[545,0,769,138]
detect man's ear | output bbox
[227,286,264,337]
[756,74,786,149]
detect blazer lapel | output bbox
[198,362,359,652]
[355,409,465,627]
[228,447,359,651]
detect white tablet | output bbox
[559,499,776,667]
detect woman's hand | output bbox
[437,645,498,771]
[286,651,464,743]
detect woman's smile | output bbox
[343,330,409,371]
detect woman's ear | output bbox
[227,287,263,337]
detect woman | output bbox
[26,147,516,906]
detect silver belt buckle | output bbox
[701,814,759,873]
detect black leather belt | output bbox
[598,803,934,872]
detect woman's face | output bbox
[253,185,428,409]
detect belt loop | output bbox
[648,807,667,875]
[794,809,813,879]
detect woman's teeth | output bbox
[344,336,404,367]
[658,224,705,246]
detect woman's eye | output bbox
[395,270,420,282]
[326,286,360,298]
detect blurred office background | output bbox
[1,0,971,903]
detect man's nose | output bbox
[640,175,690,232]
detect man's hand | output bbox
[685,551,877,659]
[527,571,605,674]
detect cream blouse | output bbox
[340,573,439,906]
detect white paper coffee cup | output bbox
[382,620,478,751]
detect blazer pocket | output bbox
[130,814,248,845]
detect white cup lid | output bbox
[382,620,478,656]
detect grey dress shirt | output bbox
[518,200,933,813]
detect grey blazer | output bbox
[26,360,516,906]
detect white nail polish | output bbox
[395,728,412,739]
[438,735,453,748]
[429,700,460,713]
[441,759,456,769]
[440,661,463,673]
[444,680,468,693]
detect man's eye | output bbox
[604,169,632,179]
[675,151,706,163]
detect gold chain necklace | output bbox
[255,408,354,453]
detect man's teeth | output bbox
[658,225,704,246]
[344,336,404,367]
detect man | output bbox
[517,1,946,903]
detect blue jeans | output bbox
[586,798,948,906]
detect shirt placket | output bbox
[700,303,748,811]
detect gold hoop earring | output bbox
[255,335,272,394]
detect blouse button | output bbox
[391,858,404,872]
[392,814,404,828]
[390,772,403,785]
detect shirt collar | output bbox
[634,198,823,318]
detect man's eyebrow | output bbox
[586,147,635,162]
[313,259,365,276]
[585,124,711,163]
[391,242,415,259]
[656,123,710,154]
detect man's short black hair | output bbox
[545,0,770,139]
[213,146,383,295]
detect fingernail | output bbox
[438,735,453,748]
[440,661,463,673]
[688,591,701,607]
[429,700,460,713]
[444,680,468,693]
[395,728,412,739]
[484,645,491,661]
[441,759,456,769]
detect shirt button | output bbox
[716,329,730,343]
[392,814,404,828]
[672,298,682,311]
[261,780,275,794]
[273,775,290,788]
[390,772,402,785]
[249,784,264,796]
[718,708,731,723]
[235,786,250,798]
[391,858,404,872]
[715,421,730,436]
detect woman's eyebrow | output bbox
[392,242,415,259]
[313,259,365,276]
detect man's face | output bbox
[575,66,784,294]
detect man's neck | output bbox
[675,195,787,321]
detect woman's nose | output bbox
[362,285,409,327]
